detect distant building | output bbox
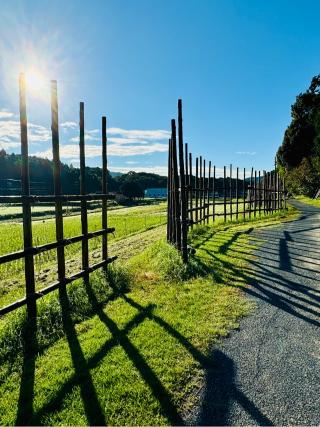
[144,188,167,198]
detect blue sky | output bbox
[0,0,319,176]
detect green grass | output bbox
[295,195,320,208]
[0,202,167,308]
[0,206,297,426]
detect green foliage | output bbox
[115,171,167,190]
[0,151,118,194]
[277,74,320,195]
[120,181,144,199]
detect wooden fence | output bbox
[167,99,287,262]
[0,74,116,319]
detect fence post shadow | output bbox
[197,349,273,426]
[84,274,184,426]
[15,314,38,426]
[58,286,106,426]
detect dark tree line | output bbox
[277,75,320,196]
[0,150,167,196]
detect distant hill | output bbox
[0,150,167,195]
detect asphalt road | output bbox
[192,201,320,426]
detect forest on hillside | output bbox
[277,75,320,196]
[0,150,167,196]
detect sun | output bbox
[24,66,48,100]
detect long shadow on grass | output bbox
[84,276,184,425]
[121,295,272,425]
[32,297,153,424]
[15,315,37,426]
[58,286,106,425]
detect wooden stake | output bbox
[207,161,211,224]
[199,156,203,223]
[213,165,216,222]
[189,152,193,228]
[223,166,226,222]
[19,73,36,319]
[79,102,89,272]
[236,167,239,220]
[171,119,181,249]
[102,116,108,259]
[243,168,246,220]
[177,99,188,262]
[195,157,199,224]
[51,80,65,284]
[229,164,232,221]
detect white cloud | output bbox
[35,141,168,160]
[0,141,21,150]
[69,132,100,143]
[0,110,14,119]
[0,119,51,146]
[236,151,256,156]
[108,128,170,140]
[61,121,77,129]
[108,137,150,145]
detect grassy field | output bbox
[0,205,297,426]
[0,202,167,308]
[0,199,290,309]
[295,195,320,208]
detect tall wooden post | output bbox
[167,138,171,241]
[51,80,65,284]
[177,99,188,262]
[258,170,261,216]
[203,158,206,224]
[189,152,193,228]
[249,167,253,218]
[243,168,246,220]
[19,73,36,319]
[207,161,211,224]
[254,170,257,218]
[223,166,226,222]
[79,102,89,273]
[171,138,176,243]
[236,167,239,220]
[195,157,199,224]
[199,156,203,223]
[102,116,108,260]
[171,119,181,250]
[213,165,216,223]
[263,171,266,214]
[229,164,232,221]
[184,143,189,228]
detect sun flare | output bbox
[24,66,48,99]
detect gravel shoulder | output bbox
[191,201,320,426]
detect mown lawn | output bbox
[0,207,297,426]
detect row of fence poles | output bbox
[167,99,287,263]
[0,74,116,319]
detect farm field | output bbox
[0,202,167,308]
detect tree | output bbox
[120,181,144,200]
[277,74,320,195]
